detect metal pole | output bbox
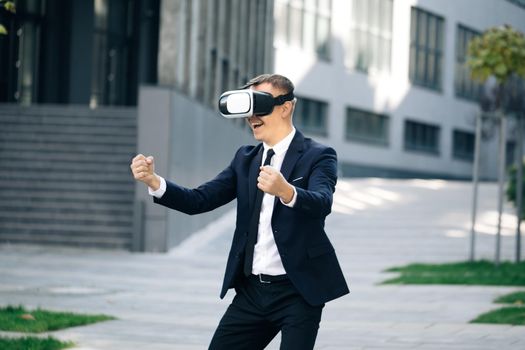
[516,113,524,262]
[495,113,506,265]
[470,112,482,261]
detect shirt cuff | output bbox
[280,186,297,208]
[148,175,166,198]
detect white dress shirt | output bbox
[149,128,298,276]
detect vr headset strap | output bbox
[273,91,295,106]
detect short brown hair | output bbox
[241,74,295,94]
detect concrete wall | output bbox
[136,85,254,252]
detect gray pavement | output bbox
[1,178,524,349]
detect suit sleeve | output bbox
[293,147,337,218]
[152,152,238,215]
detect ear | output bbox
[280,101,293,118]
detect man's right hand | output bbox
[130,154,160,190]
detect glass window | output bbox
[303,8,316,52]
[346,107,389,146]
[455,24,482,101]
[275,0,288,43]
[404,119,441,155]
[452,129,475,161]
[316,15,330,58]
[289,1,303,47]
[0,0,45,104]
[349,0,393,73]
[274,0,332,60]
[294,96,328,136]
[409,7,444,90]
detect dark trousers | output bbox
[208,275,324,350]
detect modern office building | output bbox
[274,0,525,179]
[1,0,524,251]
[0,0,275,250]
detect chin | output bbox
[251,130,264,141]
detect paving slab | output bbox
[1,178,524,349]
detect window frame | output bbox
[294,95,329,137]
[274,0,332,60]
[452,129,475,162]
[409,6,445,91]
[345,106,390,147]
[404,119,441,156]
[348,0,393,74]
[454,24,482,102]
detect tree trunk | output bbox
[516,113,523,262]
[495,113,506,266]
[470,112,483,261]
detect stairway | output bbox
[0,105,138,250]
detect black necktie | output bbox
[243,148,275,276]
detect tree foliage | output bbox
[0,1,16,35]
[467,25,525,84]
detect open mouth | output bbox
[249,119,264,130]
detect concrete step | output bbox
[0,232,130,249]
[2,159,132,173]
[0,104,136,118]
[1,179,135,193]
[0,140,136,155]
[0,210,132,227]
[0,131,136,145]
[0,105,138,250]
[0,113,137,127]
[0,122,137,136]
[0,149,136,164]
[0,189,134,202]
[0,221,132,235]
[0,170,135,184]
[0,197,133,212]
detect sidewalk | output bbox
[1,178,524,349]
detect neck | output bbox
[265,124,294,147]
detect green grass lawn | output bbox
[382,260,525,286]
[0,305,115,333]
[471,307,525,325]
[0,336,74,350]
[381,261,525,325]
[495,291,525,305]
[471,290,525,325]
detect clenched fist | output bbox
[130,154,160,190]
[257,166,295,204]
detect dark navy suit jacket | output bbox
[153,131,349,306]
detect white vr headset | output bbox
[218,89,295,118]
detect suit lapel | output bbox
[280,131,305,181]
[274,131,305,208]
[248,145,263,213]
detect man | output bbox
[130,74,349,349]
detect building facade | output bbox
[0,0,276,251]
[0,0,161,107]
[2,0,525,250]
[274,0,525,179]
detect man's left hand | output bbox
[257,166,294,203]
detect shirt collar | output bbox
[263,127,296,157]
